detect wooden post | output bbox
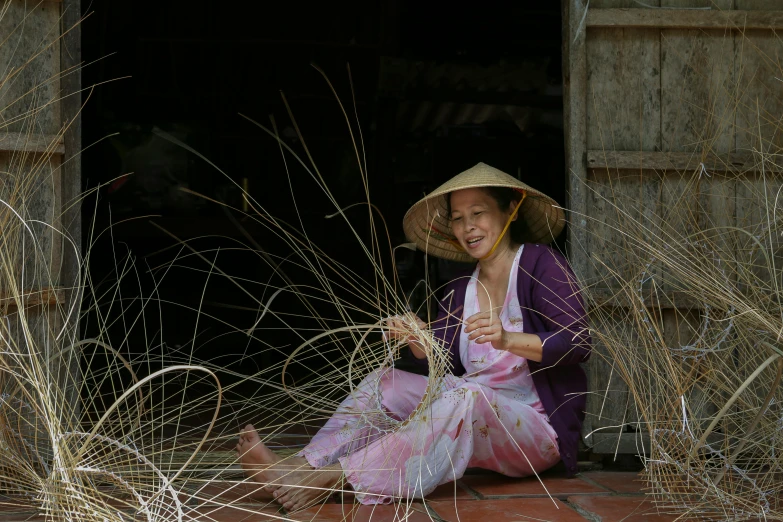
[562,0,591,446]
[60,0,82,428]
[563,0,589,271]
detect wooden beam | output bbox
[61,0,82,308]
[0,288,64,316]
[564,0,589,268]
[565,0,592,469]
[588,285,702,310]
[60,0,82,423]
[590,431,723,454]
[586,150,779,173]
[587,8,783,31]
[0,132,65,155]
[591,433,650,454]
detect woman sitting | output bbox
[236,162,591,512]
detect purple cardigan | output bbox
[415,243,591,476]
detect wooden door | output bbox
[0,0,82,459]
[563,0,783,454]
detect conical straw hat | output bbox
[402,163,565,262]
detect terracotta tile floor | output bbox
[459,471,609,499]
[420,470,681,521]
[0,471,690,521]
[568,495,675,522]
[429,497,586,522]
[296,503,432,521]
[576,471,648,494]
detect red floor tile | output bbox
[460,473,609,499]
[424,489,477,513]
[429,498,587,522]
[183,503,283,521]
[568,496,677,522]
[291,502,432,521]
[183,481,278,504]
[580,471,647,494]
[425,481,477,501]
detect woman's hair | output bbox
[447,187,530,243]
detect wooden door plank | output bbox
[0,288,64,316]
[591,0,661,7]
[734,30,783,154]
[660,25,736,155]
[586,28,662,151]
[0,2,62,135]
[584,16,664,434]
[662,0,734,7]
[590,285,703,308]
[736,0,783,10]
[564,0,590,277]
[0,132,65,154]
[61,0,82,314]
[588,8,783,30]
[586,150,776,171]
[586,26,662,284]
[733,28,783,289]
[662,307,720,432]
[663,12,740,300]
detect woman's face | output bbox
[449,188,516,259]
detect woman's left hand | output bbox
[464,311,511,351]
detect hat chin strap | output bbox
[479,190,527,260]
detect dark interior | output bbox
[80,1,565,397]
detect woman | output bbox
[236,163,590,512]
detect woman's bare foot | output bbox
[236,424,343,511]
[272,463,343,513]
[235,424,286,498]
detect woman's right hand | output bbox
[383,313,428,359]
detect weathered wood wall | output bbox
[563,0,783,453]
[0,0,81,439]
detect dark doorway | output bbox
[80,1,564,402]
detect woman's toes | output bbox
[280,490,295,506]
